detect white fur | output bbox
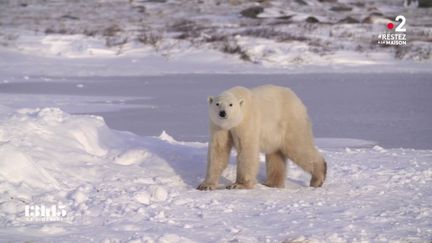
[208,92,243,130]
[197,85,327,190]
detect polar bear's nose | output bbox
[219,110,226,118]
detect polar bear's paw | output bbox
[196,182,217,191]
[264,181,285,188]
[310,159,327,188]
[226,183,254,190]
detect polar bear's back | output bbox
[251,85,308,118]
[251,85,313,154]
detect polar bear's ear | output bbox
[239,99,244,106]
[208,96,214,104]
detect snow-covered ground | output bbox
[0,107,431,242]
[1,0,432,242]
[1,0,431,69]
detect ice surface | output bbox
[1,73,431,149]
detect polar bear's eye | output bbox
[216,103,219,106]
[229,104,233,107]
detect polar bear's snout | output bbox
[219,110,227,118]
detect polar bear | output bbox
[197,85,327,190]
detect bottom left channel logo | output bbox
[24,203,68,222]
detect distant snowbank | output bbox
[0,45,266,77]
[1,0,431,76]
[2,46,432,79]
[0,106,431,242]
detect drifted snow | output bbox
[0,107,431,242]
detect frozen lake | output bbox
[1,73,431,149]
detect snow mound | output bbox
[0,107,120,194]
[158,130,177,144]
[1,107,122,157]
[0,107,180,214]
[0,143,58,189]
[114,149,151,165]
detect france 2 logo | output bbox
[386,15,407,32]
[377,15,407,46]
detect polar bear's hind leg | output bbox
[264,151,286,188]
[310,158,327,187]
[283,148,327,188]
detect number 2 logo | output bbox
[395,15,406,32]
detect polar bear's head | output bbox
[208,92,244,130]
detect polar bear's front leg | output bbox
[226,136,260,190]
[197,129,232,190]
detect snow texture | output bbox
[0,107,431,242]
